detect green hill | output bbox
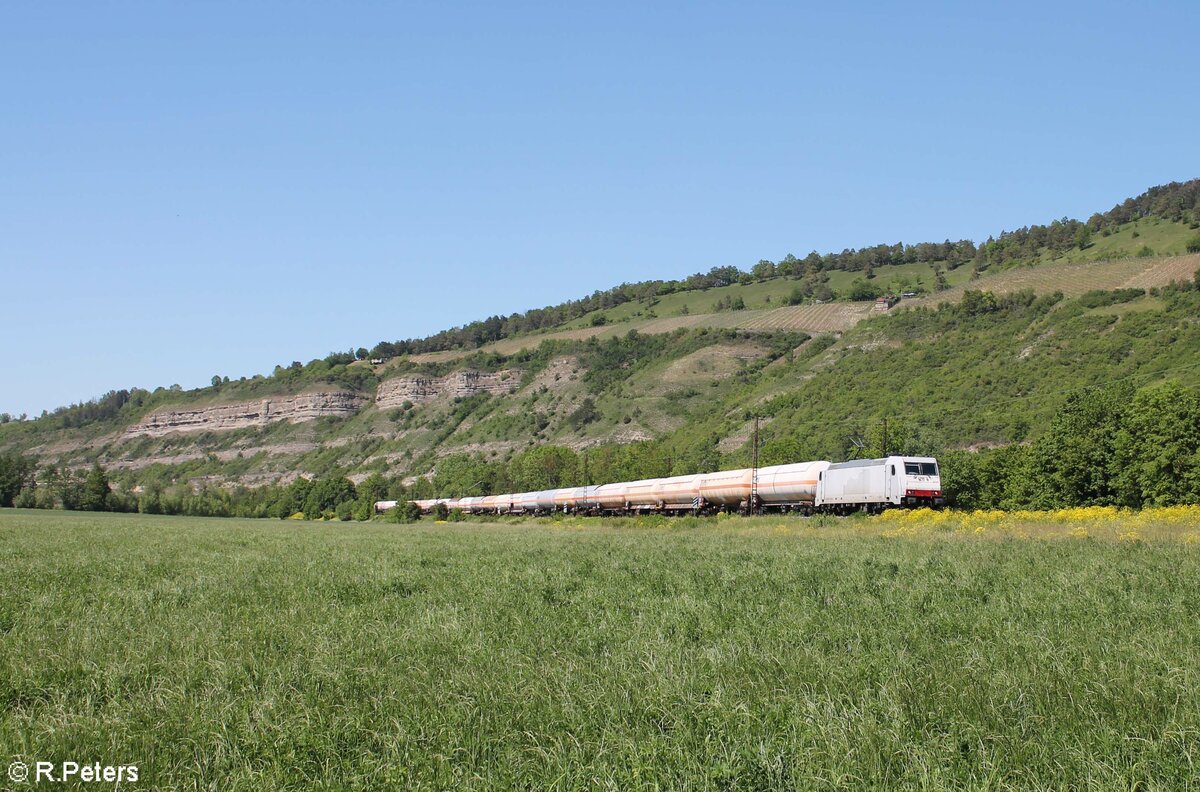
[2,179,1200,516]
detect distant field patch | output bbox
[904,253,1200,311]
[1122,252,1200,288]
[738,302,873,332]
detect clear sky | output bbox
[2,1,1197,417]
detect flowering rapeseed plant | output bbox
[875,504,1200,542]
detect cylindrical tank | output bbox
[593,482,629,510]
[624,478,662,508]
[552,486,589,510]
[554,484,597,511]
[756,461,831,505]
[534,490,558,510]
[698,468,753,506]
[512,492,539,512]
[654,474,702,509]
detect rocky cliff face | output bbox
[376,369,521,409]
[123,391,367,439]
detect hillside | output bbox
[409,248,1200,363]
[2,181,1200,512]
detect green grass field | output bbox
[3,510,1200,789]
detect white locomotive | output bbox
[379,455,943,517]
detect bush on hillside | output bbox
[1078,288,1145,309]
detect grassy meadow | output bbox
[2,509,1200,789]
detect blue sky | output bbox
[2,1,1197,417]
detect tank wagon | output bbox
[377,455,943,517]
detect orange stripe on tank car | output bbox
[698,478,816,493]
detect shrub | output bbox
[1078,288,1145,309]
[567,398,600,429]
[389,501,423,523]
[848,279,883,301]
[352,499,374,521]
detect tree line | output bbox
[9,369,1200,519]
[0,457,409,522]
[366,180,1198,359]
[941,381,1200,510]
[976,179,1200,269]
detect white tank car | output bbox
[816,456,943,510]
[698,468,753,507]
[534,489,559,511]
[756,461,831,507]
[512,492,540,513]
[457,496,483,513]
[593,482,629,510]
[554,485,598,511]
[493,493,514,513]
[653,474,703,510]
[624,478,663,510]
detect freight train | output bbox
[375,455,943,517]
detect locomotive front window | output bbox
[904,462,920,475]
[920,462,939,476]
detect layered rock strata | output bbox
[376,369,521,408]
[124,391,366,439]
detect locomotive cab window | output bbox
[920,462,938,476]
[891,465,895,475]
[904,462,920,475]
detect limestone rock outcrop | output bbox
[376,369,521,408]
[124,391,366,439]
